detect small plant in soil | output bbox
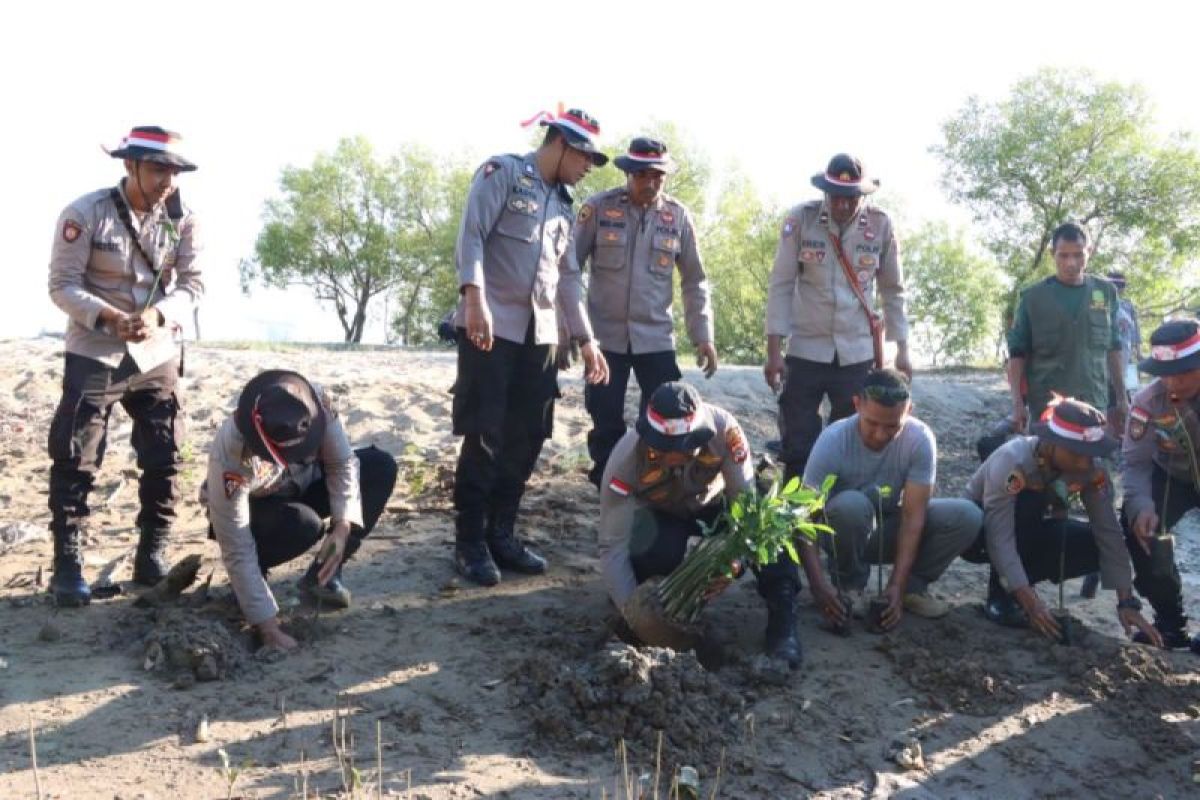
[865,485,893,634]
[656,474,835,624]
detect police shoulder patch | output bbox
[725,425,748,464]
[62,219,82,243]
[482,161,501,178]
[608,476,631,497]
[1129,406,1149,441]
[1005,469,1026,495]
[223,471,246,500]
[577,204,594,223]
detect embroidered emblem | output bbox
[659,210,675,225]
[609,477,631,496]
[657,237,679,250]
[602,230,622,243]
[858,255,877,268]
[222,471,246,500]
[800,249,825,263]
[62,220,82,243]
[864,228,876,240]
[482,161,500,178]
[1005,469,1026,495]
[725,426,748,464]
[507,197,538,215]
[1129,406,1149,440]
[857,270,871,284]
[1090,289,1106,310]
[658,254,671,267]
[603,208,625,220]
[518,175,534,188]
[578,204,594,223]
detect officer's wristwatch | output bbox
[1116,596,1143,612]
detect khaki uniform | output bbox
[49,183,203,367]
[598,406,754,607]
[453,153,592,345]
[573,188,712,353]
[202,385,361,625]
[765,200,907,364]
[965,436,1130,593]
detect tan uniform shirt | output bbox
[454,153,592,345]
[598,405,753,606]
[765,200,907,364]
[48,183,203,368]
[965,436,1130,593]
[1123,379,1200,522]
[573,188,713,353]
[201,386,361,625]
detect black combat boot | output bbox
[455,513,500,586]
[983,569,1026,628]
[764,584,802,669]
[50,529,90,607]
[132,529,170,586]
[487,509,547,575]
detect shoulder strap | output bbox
[109,188,159,275]
[829,229,878,325]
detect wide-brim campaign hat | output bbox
[635,381,716,452]
[1030,397,1118,458]
[235,370,326,466]
[105,126,197,172]
[1140,318,1200,377]
[614,137,676,174]
[811,153,878,197]
[540,108,609,166]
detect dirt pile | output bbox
[142,607,246,687]
[878,631,1023,716]
[517,641,746,764]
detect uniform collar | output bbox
[116,179,164,229]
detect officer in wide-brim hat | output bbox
[234,370,327,466]
[613,137,675,174]
[1139,318,1200,377]
[1029,396,1120,458]
[811,153,879,197]
[539,110,609,167]
[105,125,197,172]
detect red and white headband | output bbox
[1150,329,1200,362]
[646,406,700,437]
[1045,408,1106,443]
[824,170,863,188]
[119,129,180,152]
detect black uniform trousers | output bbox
[452,321,557,541]
[247,446,398,573]
[628,505,802,599]
[1122,465,1198,631]
[584,348,681,487]
[778,355,873,479]
[960,491,1102,587]
[47,353,182,545]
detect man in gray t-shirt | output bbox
[800,369,981,631]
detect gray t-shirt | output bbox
[802,414,937,504]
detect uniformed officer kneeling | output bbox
[203,371,398,652]
[599,382,804,667]
[962,397,1160,644]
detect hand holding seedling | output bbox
[316,520,352,586]
[1119,606,1163,647]
[810,579,848,626]
[1014,586,1061,641]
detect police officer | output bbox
[1007,222,1127,434]
[574,138,717,487]
[46,126,203,606]
[765,154,910,479]
[203,371,398,651]
[963,397,1160,644]
[452,108,611,586]
[1121,318,1200,653]
[600,382,803,667]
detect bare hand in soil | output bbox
[811,580,847,626]
[315,524,350,586]
[880,583,904,631]
[256,617,298,652]
[1120,608,1164,648]
[1022,598,1062,641]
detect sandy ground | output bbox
[0,338,1198,799]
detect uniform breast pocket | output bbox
[649,233,679,276]
[494,201,540,243]
[593,228,628,270]
[89,240,128,280]
[1088,308,1112,348]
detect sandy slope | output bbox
[0,338,1197,799]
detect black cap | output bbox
[635,382,716,452]
[1140,318,1200,376]
[614,137,675,174]
[811,153,878,197]
[105,125,197,172]
[1029,397,1118,458]
[235,370,327,466]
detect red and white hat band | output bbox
[647,407,699,436]
[1047,413,1105,443]
[553,113,599,140]
[625,150,666,162]
[824,171,863,187]
[121,130,179,152]
[1151,329,1200,362]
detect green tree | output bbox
[934,67,1200,325]
[904,222,1005,366]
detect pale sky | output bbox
[5,0,1199,342]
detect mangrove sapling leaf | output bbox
[657,474,834,624]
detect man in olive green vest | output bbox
[1007,222,1127,435]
